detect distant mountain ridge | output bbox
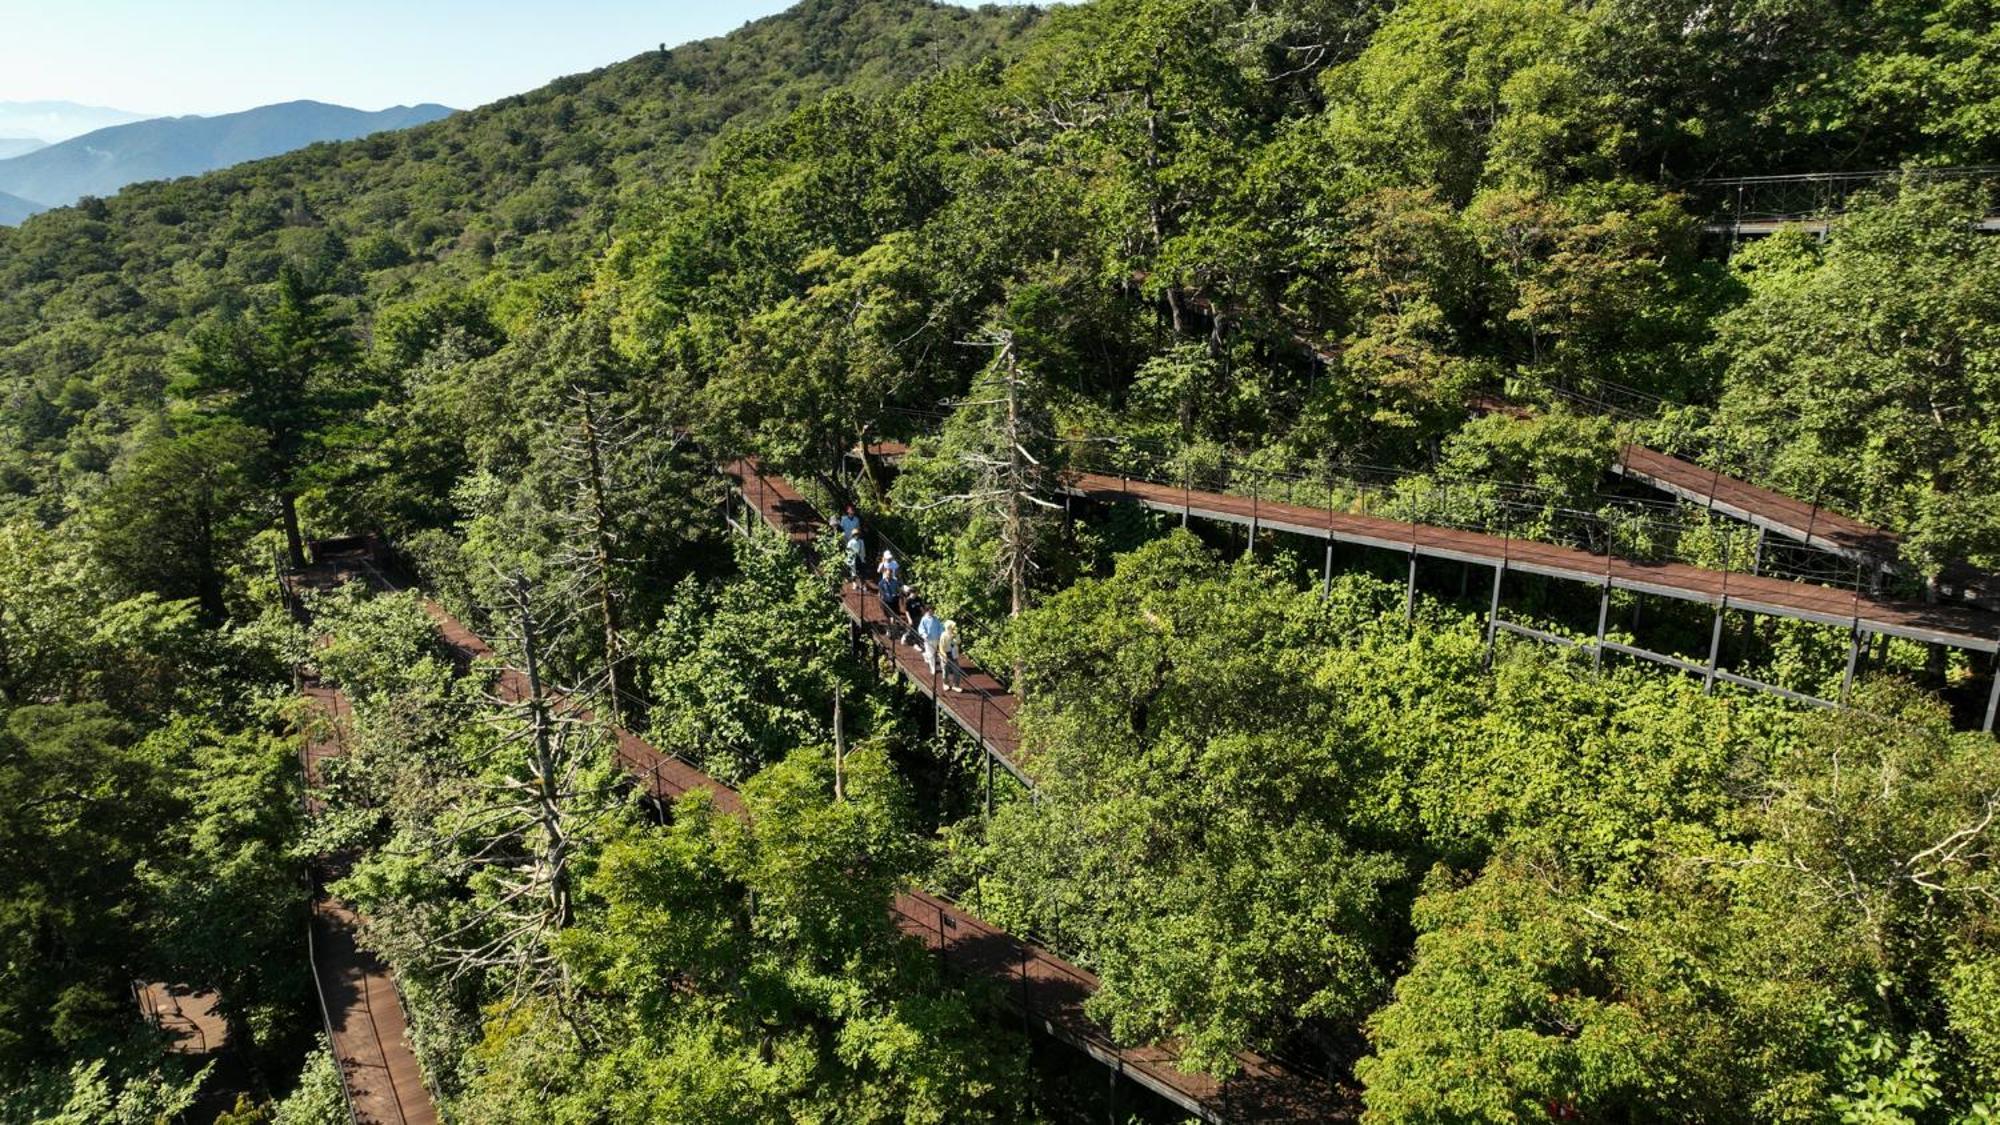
[0,100,455,213]
[0,100,151,142]
[0,139,45,160]
[0,190,43,225]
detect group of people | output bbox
[838,505,965,692]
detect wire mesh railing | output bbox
[1685,165,2000,226]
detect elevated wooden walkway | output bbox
[1610,444,1902,567]
[299,683,440,1125]
[722,458,1030,784]
[1703,215,2000,237]
[1061,470,2000,655]
[317,540,1342,1122]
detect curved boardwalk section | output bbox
[1611,444,1903,566]
[341,510,1346,1122]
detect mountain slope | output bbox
[0,139,45,160]
[0,100,456,209]
[0,191,43,225]
[0,0,1045,508]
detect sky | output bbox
[0,1,832,120]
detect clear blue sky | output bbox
[0,1,853,117]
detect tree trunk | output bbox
[279,491,306,569]
[578,396,623,724]
[516,582,572,931]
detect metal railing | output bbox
[1685,165,2000,226]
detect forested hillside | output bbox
[0,0,1041,521]
[5,0,2000,1121]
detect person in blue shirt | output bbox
[843,530,866,589]
[877,571,901,627]
[918,606,945,674]
[838,504,861,539]
[877,549,900,585]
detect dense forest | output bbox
[4,0,2000,1121]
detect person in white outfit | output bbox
[940,619,963,691]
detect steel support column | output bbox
[1322,541,1334,598]
[1404,551,1418,624]
[1985,656,2000,734]
[1703,600,1726,693]
[1483,563,1505,666]
[1841,626,1863,702]
[1593,581,1611,673]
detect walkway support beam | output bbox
[1404,552,1418,624]
[1842,626,1863,702]
[1593,582,1611,673]
[1483,563,1505,666]
[1986,655,2000,734]
[1704,601,1727,693]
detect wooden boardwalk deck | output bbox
[1611,444,1902,566]
[299,683,439,1125]
[1063,470,2000,655]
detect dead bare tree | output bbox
[921,330,1063,620]
[421,574,618,1016]
[546,386,688,724]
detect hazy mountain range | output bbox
[0,139,46,160]
[0,190,42,225]
[0,100,455,222]
[0,100,151,143]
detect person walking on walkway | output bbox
[843,530,866,589]
[877,549,900,586]
[940,620,964,691]
[877,570,901,628]
[900,588,926,647]
[918,606,944,673]
[838,503,861,539]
